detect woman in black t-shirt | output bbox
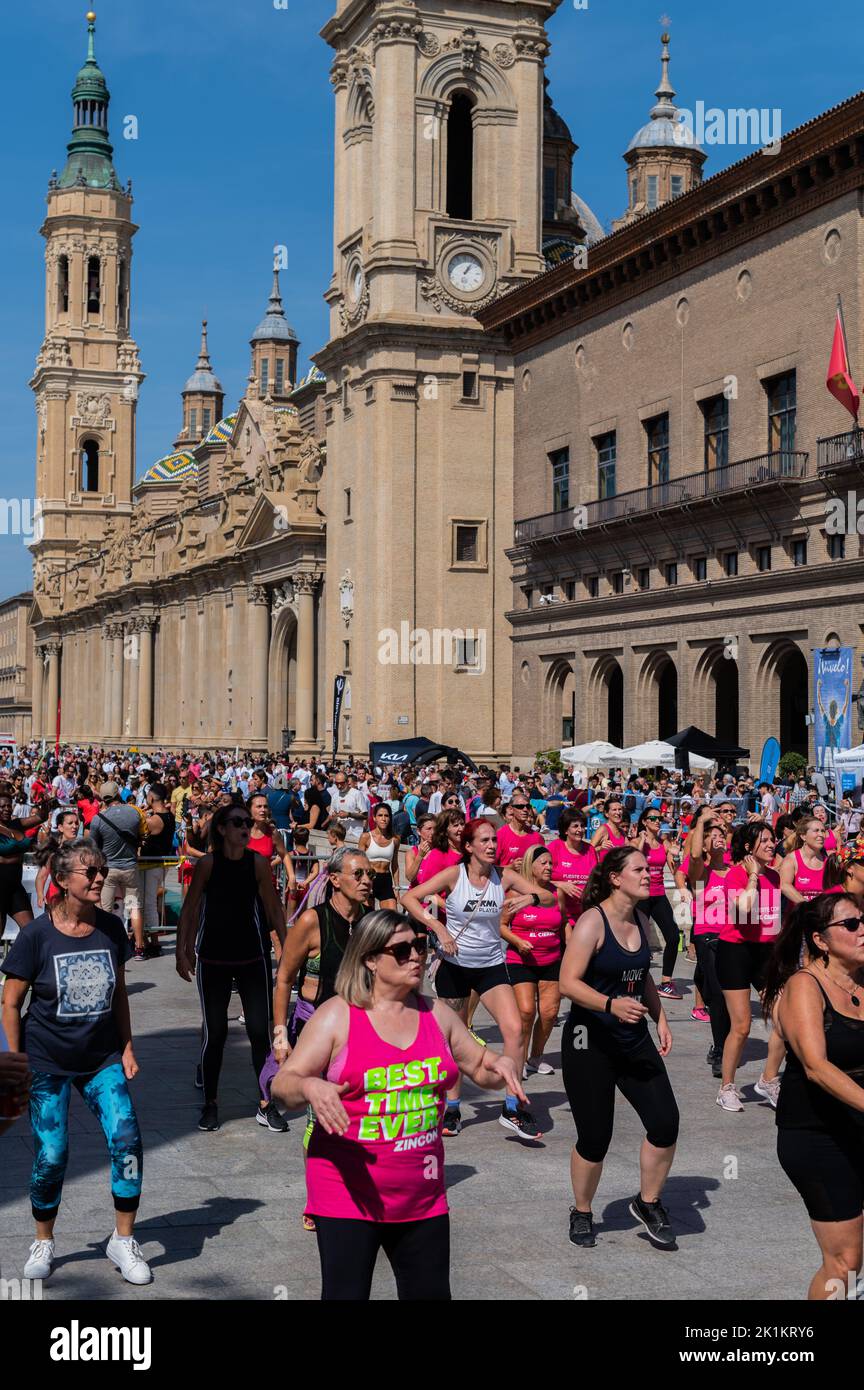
[0,840,150,1287]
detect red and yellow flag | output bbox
[826,308,860,420]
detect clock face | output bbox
[350,265,363,301]
[448,253,485,293]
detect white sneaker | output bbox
[716,1084,744,1113]
[106,1232,152,1285]
[24,1238,55,1280]
[754,1074,781,1108]
[526,1058,554,1076]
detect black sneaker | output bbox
[711,1051,723,1079]
[194,1065,203,1090]
[198,1102,220,1132]
[629,1194,677,1249]
[498,1103,542,1141]
[256,1102,289,1133]
[569,1207,596,1248]
[705,1044,717,1065]
[441,1106,462,1137]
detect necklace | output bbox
[825,968,862,1008]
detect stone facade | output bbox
[0,593,34,744]
[479,92,864,767]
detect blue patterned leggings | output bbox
[29,1064,144,1221]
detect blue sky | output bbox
[0,0,860,596]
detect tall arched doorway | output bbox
[657,659,678,739]
[608,662,624,747]
[779,648,808,758]
[714,658,740,746]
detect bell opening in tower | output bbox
[87,256,101,315]
[58,255,69,314]
[446,92,475,221]
[80,439,100,493]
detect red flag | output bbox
[826,309,860,420]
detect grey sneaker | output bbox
[24,1238,55,1280]
[716,1084,744,1113]
[754,1074,781,1108]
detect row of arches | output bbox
[546,642,810,758]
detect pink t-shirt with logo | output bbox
[723,865,782,944]
[505,903,565,967]
[496,824,544,868]
[305,999,456,1222]
[549,839,597,899]
[793,850,826,900]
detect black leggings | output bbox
[693,933,730,1052]
[639,895,680,977]
[196,958,272,1104]
[314,1214,451,1301]
[562,1017,680,1163]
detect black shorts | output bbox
[434,958,510,1000]
[506,960,561,985]
[716,939,772,992]
[0,859,31,918]
[371,872,396,902]
[777,1126,864,1222]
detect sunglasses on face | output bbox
[646,816,661,823]
[348,868,375,881]
[227,817,251,829]
[377,936,429,964]
[72,864,105,883]
[829,915,864,932]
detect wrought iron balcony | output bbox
[818,427,864,474]
[513,450,810,544]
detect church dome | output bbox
[251,270,298,344]
[572,193,604,245]
[625,33,702,154]
[183,320,223,395]
[142,450,197,485]
[202,411,238,445]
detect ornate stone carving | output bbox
[417,31,440,57]
[420,273,504,317]
[272,582,294,613]
[338,276,370,330]
[38,337,72,368]
[293,572,321,597]
[299,437,324,484]
[248,584,269,607]
[371,20,422,48]
[444,27,481,70]
[76,391,111,426]
[330,56,350,90]
[513,34,549,60]
[117,341,141,373]
[492,41,516,68]
[338,571,354,627]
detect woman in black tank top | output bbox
[559,846,680,1252]
[763,893,864,1299]
[176,804,288,1134]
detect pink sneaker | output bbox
[690,1007,710,1022]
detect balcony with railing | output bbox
[818,427,864,474]
[513,450,810,545]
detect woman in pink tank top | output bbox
[549,810,598,922]
[779,816,827,909]
[591,797,629,861]
[272,908,526,1301]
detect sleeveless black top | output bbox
[196,851,267,964]
[143,809,176,859]
[777,972,864,1134]
[300,902,356,1007]
[570,905,650,1052]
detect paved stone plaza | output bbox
[0,950,815,1302]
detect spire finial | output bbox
[86,12,97,63]
[268,266,284,315]
[655,29,675,103]
[195,319,213,371]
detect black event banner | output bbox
[332,675,346,763]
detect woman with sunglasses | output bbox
[634,808,682,1001]
[714,820,785,1113]
[34,811,81,909]
[502,844,567,1077]
[402,818,556,1140]
[1,840,150,1286]
[780,816,828,910]
[763,894,864,1299]
[176,803,288,1133]
[359,803,401,909]
[272,908,525,1300]
[496,794,544,868]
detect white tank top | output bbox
[442,864,506,969]
[366,835,397,869]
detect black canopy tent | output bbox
[369,737,478,772]
[664,726,750,774]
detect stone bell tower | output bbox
[318,0,564,762]
[30,10,144,607]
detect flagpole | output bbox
[837,293,860,426]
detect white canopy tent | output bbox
[832,744,864,806]
[560,740,628,767]
[599,739,715,771]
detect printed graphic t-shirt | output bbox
[2,909,132,1077]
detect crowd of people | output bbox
[2,741,864,1300]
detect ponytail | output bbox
[582,845,641,910]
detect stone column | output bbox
[31,645,45,742]
[45,641,61,746]
[102,624,113,736]
[110,624,124,739]
[125,620,140,742]
[138,617,155,743]
[248,585,270,744]
[294,572,320,751]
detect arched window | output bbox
[58,255,69,314]
[87,256,101,314]
[80,439,99,493]
[447,92,475,220]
